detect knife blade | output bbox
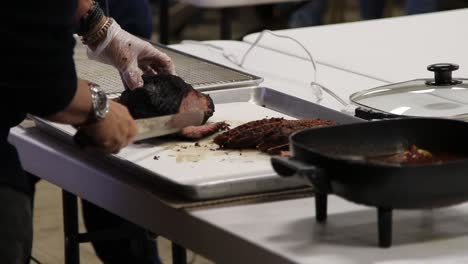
[133,111,205,141]
[74,111,205,148]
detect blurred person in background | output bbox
[288,0,328,27]
[287,0,442,29]
[360,0,440,20]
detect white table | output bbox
[173,40,385,109]
[194,196,468,264]
[243,8,468,83]
[9,41,391,264]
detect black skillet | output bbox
[271,117,468,248]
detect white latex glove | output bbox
[88,21,175,89]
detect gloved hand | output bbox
[88,21,175,90]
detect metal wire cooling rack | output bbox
[73,40,262,97]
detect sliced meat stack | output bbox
[214,118,336,155]
[120,74,226,139]
[181,122,230,139]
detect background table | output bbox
[243,8,468,83]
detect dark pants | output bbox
[0,185,32,264]
[21,172,161,264]
[81,200,161,264]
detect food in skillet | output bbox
[120,74,228,139]
[367,145,463,165]
[214,117,337,155]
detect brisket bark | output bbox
[120,74,214,122]
[120,74,224,139]
[214,118,336,155]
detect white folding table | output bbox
[243,8,468,83]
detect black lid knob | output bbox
[426,63,462,86]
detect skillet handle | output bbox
[271,157,331,193]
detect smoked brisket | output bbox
[120,74,214,122]
[214,118,336,155]
[120,74,225,139]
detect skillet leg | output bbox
[315,193,328,222]
[377,207,392,248]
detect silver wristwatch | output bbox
[89,85,109,121]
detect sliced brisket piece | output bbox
[213,118,284,146]
[120,74,214,122]
[258,120,337,153]
[214,118,337,155]
[218,120,287,149]
[257,124,308,152]
[180,122,230,139]
[256,129,289,152]
[283,119,337,127]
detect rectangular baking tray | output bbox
[74,40,263,97]
[33,87,363,200]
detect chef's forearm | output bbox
[46,80,93,125]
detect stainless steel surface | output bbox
[134,111,205,141]
[208,87,363,125]
[73,40,263,97]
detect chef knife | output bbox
[74,111,205,148]
[133,111,205,141]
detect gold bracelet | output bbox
[82,17,114,46]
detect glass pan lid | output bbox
[350,63,468,119]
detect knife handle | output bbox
[73,129,95,149]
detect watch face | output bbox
[97,91,107,109]
[92,87,109,119]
